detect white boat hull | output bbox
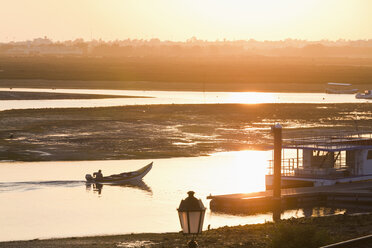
[265,174,372,190]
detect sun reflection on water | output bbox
[225,92,278,104]
[0,150,364,241]
[207,150,269,194]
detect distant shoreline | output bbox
[1,56,372,90]
[0,79,370,93]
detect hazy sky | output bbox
[1,0,371,42]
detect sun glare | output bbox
[226,92,277,104]
[182,0,320,39]
[231,151,268,192]
[210,150,269,194]
[1,0,371,41]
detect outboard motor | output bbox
[85,174,93,182]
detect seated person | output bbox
[93,169,103,180]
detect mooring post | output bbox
[272,123,282,213]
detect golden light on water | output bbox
[208,150,269,194]
[225,92,277,104]
[231,150,268,192]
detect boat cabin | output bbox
[266,131,372,189]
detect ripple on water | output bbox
[116,241,157,247]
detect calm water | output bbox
[0,151,350,242]
[0,89,364,241]
[0,88,370,111]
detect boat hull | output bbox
[86,162,153,184]
[265,174,372,190]
[356,93,372,99]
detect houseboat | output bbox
[266,131,372,190]
[325,82,358,94]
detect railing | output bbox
[267,157,349,178]
[267,158,302,176]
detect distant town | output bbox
[1,36,372,58]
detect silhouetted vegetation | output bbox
[271,223,330,248]
[0,56,372,92]
[0,38,372,91]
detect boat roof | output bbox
[327,82,352,86]
[281,131,372,151]
[282,144,372,152]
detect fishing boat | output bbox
[355,90,372,99]
[85,162,153,184]
[265,131,372,189]
[325,82,358,94]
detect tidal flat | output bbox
[1,213,371,248]
[0,103,371,161]
[0,90,146,100]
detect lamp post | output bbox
[177,191,206,248]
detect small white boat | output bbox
[85,162,153,184]
[356,90,372,99]
[325,82,358,94]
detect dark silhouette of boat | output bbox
[85,162,153,184]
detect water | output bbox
[0,88,370,111]
[0,89,365,241]
[0,151,351,242]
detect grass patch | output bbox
[271,223,330,248]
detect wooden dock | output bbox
[207,181,372,214]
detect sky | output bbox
[0,0,371,42]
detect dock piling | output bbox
[272,123,282,211]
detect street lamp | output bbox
[177,191,206,248]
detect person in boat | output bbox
[93,169,103,180]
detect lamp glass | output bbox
[178,210,205,234]
[178,211,188,233]
[189,211,204,234]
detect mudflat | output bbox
[1,103,371,161]
[0,90,147,100]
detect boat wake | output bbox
[0,180,85,193]
[0,180,153,194]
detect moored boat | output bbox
[85,162,153,184]
[265,131,372,189]
[325,82,358,94]
[355,90,372,99]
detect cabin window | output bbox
[367,150,372,160]
[313,150,327,156]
